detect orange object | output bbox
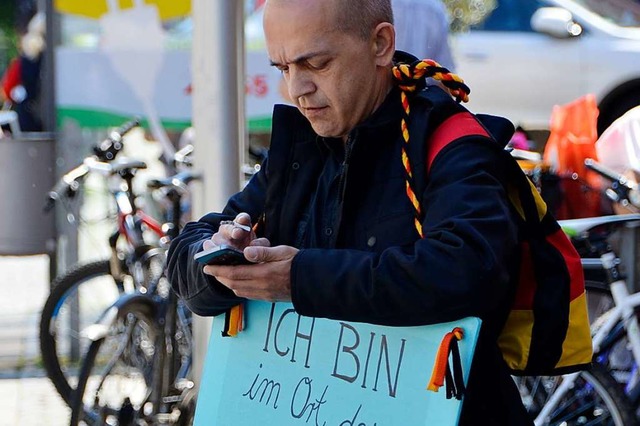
[223,304,244,337]
[542,94,603,219]
[427,327,464,399]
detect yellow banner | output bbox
[54,0,190,20]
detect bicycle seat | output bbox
[560,214,640,236]
[147,171,201,190]
[84,157,147,175]
[109,158,147,174]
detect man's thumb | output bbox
[244,245,296,263]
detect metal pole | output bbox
[191,0,246,387]
[41,0,59,284]
[40,0,57,133]
[43,0,81,361]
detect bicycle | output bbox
[39,120,193,406]
[516,215,640,425]
[40,155,168,406]
[582,160,640,406]
[514,159,640,425]
[69,170,199,426]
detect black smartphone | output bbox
[194,245,252,266]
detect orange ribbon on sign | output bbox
[427,327,465,400]
[223,304,244,337]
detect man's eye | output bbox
[308,60,328,70]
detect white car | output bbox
[452,0,640,134]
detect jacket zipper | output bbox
[332,132,356,245]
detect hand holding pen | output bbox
[205,213,271,252]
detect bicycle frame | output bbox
[115,190,164,247]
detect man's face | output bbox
[264,0,386,139]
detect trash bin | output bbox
[0,132,55,255]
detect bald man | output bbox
[169,1,530,423]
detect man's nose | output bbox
[287,68,315,102]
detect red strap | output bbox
[427,112,490,172]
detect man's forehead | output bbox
[264,0,340,25]
[264,1,341,64]
[266,30,335,65]
[267,0,341,9]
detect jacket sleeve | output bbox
[290,138,518,326]
[166,158,269,317]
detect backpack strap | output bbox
[426,112,491,174]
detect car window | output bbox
[574,0,640,27]
[469,0,545,32]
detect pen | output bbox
[233,221,252,232]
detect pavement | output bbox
[0,255,71,425]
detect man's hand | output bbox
[204,212,270,252]
[203,245,299,302]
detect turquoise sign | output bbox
[194,301,481,426]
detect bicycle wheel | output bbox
[39,260,127,405]
[515,364,636,425]
[70,300,163,426]
[41,247,167,406]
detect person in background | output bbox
[168,0,531,424]
[392,0,456,71]
[0,9,44,132]
[1,55,21,108]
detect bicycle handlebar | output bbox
[173,144,194,168]
[584,158,640,208]
[146,171,201,193]
[44,119,140,212]
[584,158,633,188]
[93,118,140,162]
[43,163,90,212]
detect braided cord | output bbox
[391,59,470,238]
[392,59,470,102]
[399,90,425,238]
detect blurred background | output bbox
[1,0,640,424]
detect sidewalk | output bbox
[0,255,70,425]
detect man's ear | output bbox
[372,22,395,66]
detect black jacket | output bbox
[168,85,532,425]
